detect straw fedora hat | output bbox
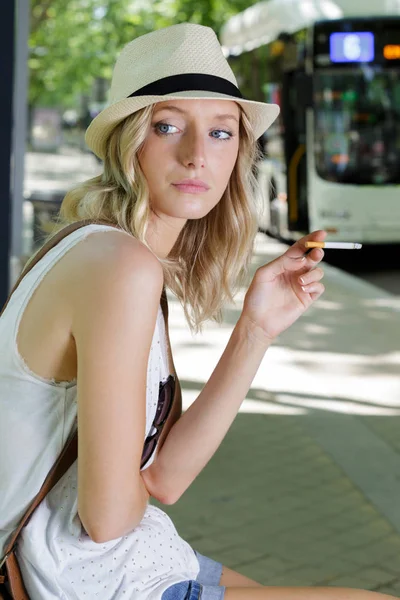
[85,23,280,159]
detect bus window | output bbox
[314,69,400,184]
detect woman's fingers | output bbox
[298,267,325,295]
[301,281,325,295]
[302,247,324,270]
[301,281,325,296]
[285,230,327,261]
[283,237,325,274]
[309,283,325,301]
[305,247,324,262]
[298,267,325,287]
[259,232,326,281]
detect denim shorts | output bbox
[161,551,226,600]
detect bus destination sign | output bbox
[330,32,374,63]
[314,18,400,67]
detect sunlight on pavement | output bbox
[181,388,400,416]
[168,230,400,420]
[276,394,400,416]
[181,390,307,415]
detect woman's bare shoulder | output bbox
[71,228,159,266]
[59,229,163,296]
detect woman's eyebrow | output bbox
[214,113,239,123]
[153,105,239,123]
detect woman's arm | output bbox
[142,231,326,505]
[141,315,270,505]
[69,232,164,542]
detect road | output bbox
[319,245,400,297]
[354,270,400,296]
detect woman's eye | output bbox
[154,123,232,140]
[155,122,178,135]
[210,129,232,140]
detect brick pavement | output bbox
[154,234,400,596]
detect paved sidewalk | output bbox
[24,146,102,198]
[155,236,400,595]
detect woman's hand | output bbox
[240,230,327,343]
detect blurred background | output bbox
[3,0,400,304]
[2,0,400,594]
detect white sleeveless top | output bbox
[0,224,199,599]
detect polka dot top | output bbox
[0,225,199,599]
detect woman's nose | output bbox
[179,130,206,169]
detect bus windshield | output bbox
[314,68,400,184]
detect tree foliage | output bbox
[29,0,257,108]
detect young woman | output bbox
[0,22,395,600]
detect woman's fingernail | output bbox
[299,276,305,284]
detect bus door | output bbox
[282,70,311,232]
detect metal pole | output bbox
[0,0,15,307]
[10,0,30,290]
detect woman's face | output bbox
[139,99,240,223]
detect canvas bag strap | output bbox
[0,218,168,563]
[0,427,78,564]
[0,427,78,597]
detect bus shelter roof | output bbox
[220,0,400,55]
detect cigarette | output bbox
[305,242,362,250]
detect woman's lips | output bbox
[172,179,210,194]
[172,183,209,194]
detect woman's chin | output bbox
[167,203,214,220]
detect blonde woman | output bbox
[0,23,394,600]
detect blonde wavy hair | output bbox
[39,103,262,334]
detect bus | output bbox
[220,0,400,244]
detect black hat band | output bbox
[127,73,244,99]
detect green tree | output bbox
[29,0,141,107]
[29,0,258,109]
